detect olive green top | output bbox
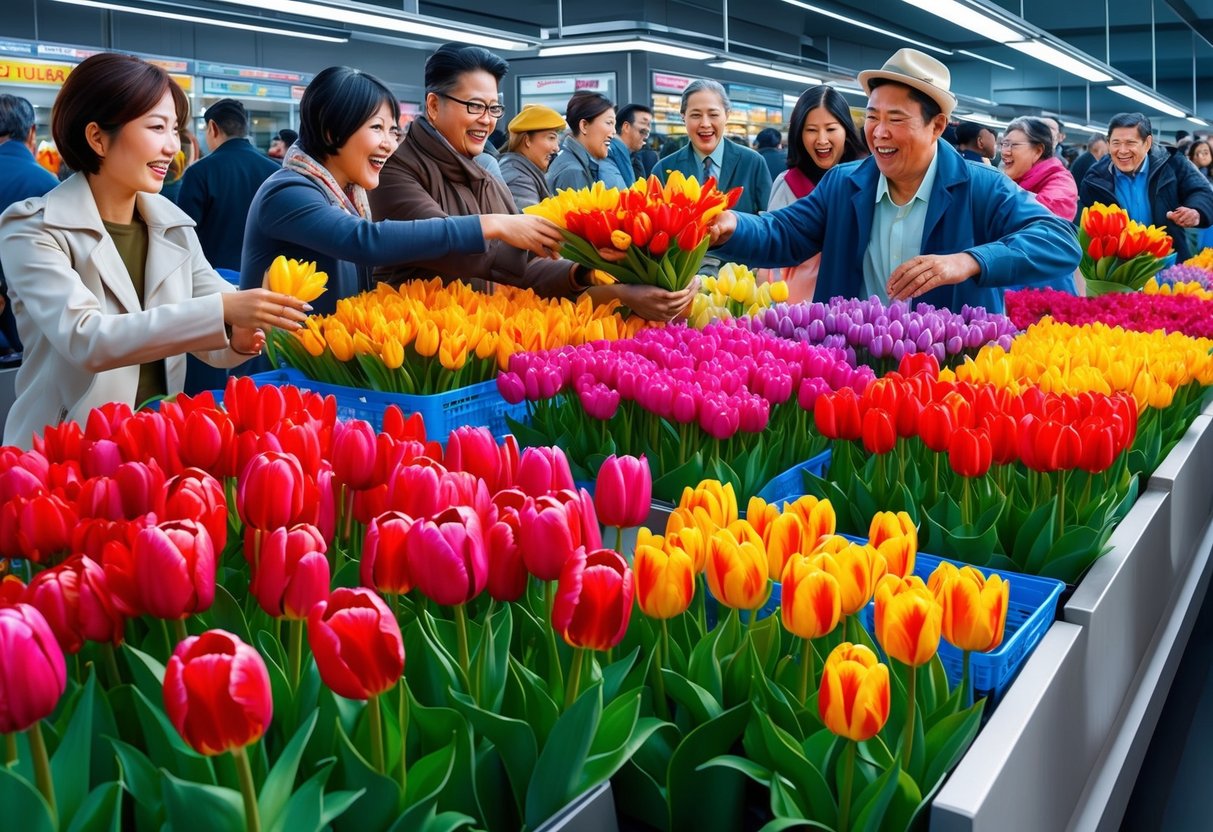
[102,215,167,406]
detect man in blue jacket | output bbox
[0,94,59,356]
[710,49,1081,313]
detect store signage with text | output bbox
[0,59,72,85]
[652,73,693,94]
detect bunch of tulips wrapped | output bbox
[687,263,789,328]
[735,296,1017,374]
[268,275,651,394]
[497,321,875,502]
[1005,287,1213,339]
[800,354,1141,582]
[1078,202,1175,295]
[619,478,1003,830]
[524,172,740,291]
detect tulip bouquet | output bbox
[498,321,875,502]
[686,262,789,329]
[269,278,651,395]
[524,173,741,291]
[1005,287,1213,340]
[1078,202,1175,295]
[734,296,1017,374]
[613,479,994,830]
[798,353,1142,582]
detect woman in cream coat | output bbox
[0,53,307,447]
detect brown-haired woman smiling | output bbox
[0,53,308,447]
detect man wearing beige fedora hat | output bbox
[708,48,1081,313]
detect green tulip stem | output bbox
[932,453,940,504]
[454,603,473,698]
[839,741,856,832]
[962,650,973,710]
[565,648,587,711]
[171,617,188,647]
[798,637,814,707]
[961,476,972,529]
[397,680,409,802]
[288,619,304,690]
[474,600,495,707]
[4,733,16,767]
[901,665,917,770]
[367,694,386,774]
[651,626,671,721]
[232,745,261,832]
[661,618,672,675]
[159,619,172,655]
[101,642,122,688]
[544,582,565,699]
[1057,470,1068,540]
[614,526,625,554]
[29,721,57,825]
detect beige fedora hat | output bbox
[857,48,957,117]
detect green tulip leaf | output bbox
[922,701,985,792]
[0,768,55,832]
[203,583,251,642]
[601,646,640,703]
[448,690,537,813]
[390,807,477,832]
[403,739,457,810]
[757,818,834,832]
[613,760,670,831]
[754,709,836,826]
[667,703,751,831]
[1013,499,1057,573]
[406,693,480,820]
[65,781,122,832]
[802,729,840,776]
[401,614,461,708]
[508,658,560,747]
[578,695,664,793]
[161,771,245,832]
[524,681,603,828]
[129,686,215,785]
[768,776,809,819]
[109,737,163,817]
[850,763,923,832]
[122,642,167,701]
[269,760,325,832]
[258,711,318,828]
[662,669,723,725]
[52,670,97,828]
[696,753,773,784]
[333,719,400,832]
[652,456,707,503]
[686,619,725,703]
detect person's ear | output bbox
[84,121,107,161]
[25,125,37,151]
[425,91,441,122]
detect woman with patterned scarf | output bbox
[241,65,563,316]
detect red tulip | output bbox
[177,408,235,475]
[1078,420,1119,474]
[445,426,506,493]
[861,408,897,455]
[331,420,377,491]
[486,508,527,602]
[163,629,272,755]
[516,446,575,498]
[237,452,306,530]
[75,555,125,645]
[224,376,287,434]
[360,511,415,596]
[114,412,182,476]
[250,524,330,620]
[163,469,228,554]
[406,506,487,606]
[308,587,404,700]
[898,352,941,379]
[986,412,1019,466]
[1019,417,1083,472]
[34,421,83,464]
[132,520,216,620]
[277,421,322,482]
[381,405,427,443]
[24,561,85,654]
[948,428,993,478]
[84,401,134,441]
[918,402,955,453]
[518,494,591,581]
[80,439,121,478]
[386,464,443,520]
[0,574,25,604]
[0,493,77,562]
[0,603,67,733]
[595,454,652,528]
[72,517,131,561]
[0,463,46,503]
[553,549,635,651]
[814,390,862,441]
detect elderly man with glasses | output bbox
[704,48,1082,313]
[1077,112,1213,261]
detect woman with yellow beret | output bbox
[499,104,565,210]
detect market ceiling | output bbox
[71,0,1213,130]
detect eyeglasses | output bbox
[998,140,1034,150]
[436,92,505,118]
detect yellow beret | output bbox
[508,104,566,134]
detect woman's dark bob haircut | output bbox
[298,66,399,160]
[565,91,614,136]
[785,85,866,184]
[51,53,190,176]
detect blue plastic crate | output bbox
[853,547,1064,701]
[753,449,832,505]
[215,267,241,286]
[218,367,528,439]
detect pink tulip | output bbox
[250,524,330,620]
[406,506,487,606]
[594,455,652,528]
[0,603,67,733]
[132,519,216,620]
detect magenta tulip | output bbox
[595,455,652,529]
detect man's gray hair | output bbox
[680,79,730,115]
[0,94,36,141]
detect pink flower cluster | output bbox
[1005,288,1213,339]
[497,322,875,440]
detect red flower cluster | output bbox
[812,354,1139,477]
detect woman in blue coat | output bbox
[241,66,564,315]
[653,80,772,214]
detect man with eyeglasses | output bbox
[1077,112,1213,261]
[703,49,1081,314]
[605,104,653,183]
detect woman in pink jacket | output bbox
[1000,116,1078,221]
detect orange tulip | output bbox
[664,507,714,571]
[928,562,1010,653]
[765,512,809,581]
[873,574,942,668]
[780,554,841,640]
[705,521,769,611]
[868,511,917,579]
[634,528,696,619]
[818,643,890,742]
[781,495,836,549]
[811,541,885,616]
[745,496,779,543]
[678,480,738,528]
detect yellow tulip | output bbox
[325,324,354,362]
[811,541,885,617]
[380,337,404,370]
[928,562,1010,653]
[765,512,809,581]
[414,320,440,358]
[706,521,770,611]
[678,480,738,528]
[265,255,328,303]
[818,643,890,742]
[782,495,836,551]
[768,280,789,303]
[635,528,696,619]
[868,511,917,579]
[873,574,942,667]
[745,496,780,543]
[780,554,841,640]
[298,328,325,358]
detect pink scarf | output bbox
[1015,156,1068,195]
[281,144,372,219]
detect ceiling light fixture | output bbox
[897,0,1020,43]
[956,49,1015,71]
[1005,40,1111,83]
[209,0,530,50]
[1108,84,1186,118]
[52,0,348,42]
[539,39,715,61]
[710,60,822,86]
[1189,117,1209,126]
[780,0,951,56]
[961,111,1008,129]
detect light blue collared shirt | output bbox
[863,149,940,301]
[692,141,727,182]
[1113,153,1152,225]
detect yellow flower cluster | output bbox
[688,263,789,328]
[1143,277,1213,301]
[948,319,1213,410]
[274,279,652,394]
[1183,247,1213,271]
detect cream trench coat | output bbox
[0,173,248,448]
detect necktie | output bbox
[702,156,713,183]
